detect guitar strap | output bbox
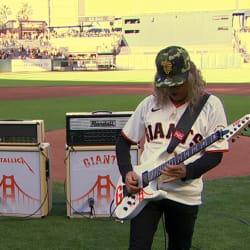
[167,92,210,153]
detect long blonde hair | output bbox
[153,61,206,110]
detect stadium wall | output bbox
[116,52,243,70]
[122,10,233,49]
[116,10,245,70]
[0,59,51,72]
[0,53,243,73]
[0,60,12,72]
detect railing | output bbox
[52,54,116,71]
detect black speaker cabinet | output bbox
[66,111,133,146]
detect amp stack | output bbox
[65,111,140,218]
[0,120,52,218]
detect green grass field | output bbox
[0,79,153,87]
[0,77,249,249]
[0,176,249,250]
[0,94,249,135]
[0,78,249,87]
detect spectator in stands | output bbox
[0,22,122,60]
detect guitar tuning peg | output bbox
[232,138,236,143]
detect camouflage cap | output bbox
[155,46,191,87]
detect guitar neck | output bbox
[147,130,223,182]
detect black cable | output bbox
[161,213,167,250]
[109,199,115,217]
[63,179,93,219]
[208,210,250,226]
[63,148,96,219]
[0,146,50,221]
[64,147,96,219]
[109,199,125,224]
[63,179,115,222]
[64,147,122,222]
[191,246,202,250]
[88,197,96,218]
[0,182,49,221]
[109,198,118,218]
[63,152,120,222]
[64,146,71,165]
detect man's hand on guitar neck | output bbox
[125,171,141,194]
[160,163,187,183]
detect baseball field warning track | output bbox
[0,83,249,100]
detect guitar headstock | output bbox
[221,114,250,142]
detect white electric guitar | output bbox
[114,114,250,220]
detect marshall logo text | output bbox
[90,120,116,128]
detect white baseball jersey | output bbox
[122,94,229,205]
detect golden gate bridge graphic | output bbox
[0,175,40,212]
[71,175,116,214]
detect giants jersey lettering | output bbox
[122,94,229,205]
[145,122,203,148]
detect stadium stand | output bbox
[0,10,250,71]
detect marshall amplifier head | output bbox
[0,120,45,145]
[66,111,133,146]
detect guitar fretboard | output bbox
[147,130,223,182]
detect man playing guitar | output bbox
[116,46,229,250]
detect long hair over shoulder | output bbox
[153,61,206,110]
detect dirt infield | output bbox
[1,83,249,182]
[0,83,250,100]
[46,130,250,182]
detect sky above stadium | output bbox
[3,0,250,26]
